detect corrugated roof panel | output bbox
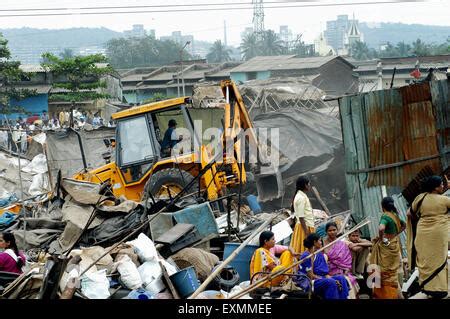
[339,94,385,237]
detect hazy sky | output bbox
[0,0,448,45]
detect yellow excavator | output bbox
[72,80,283,203]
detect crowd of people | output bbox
[0,110,115,154]
[249,175,449,300]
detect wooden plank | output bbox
[159,261,180,299]
[311,186,331,217]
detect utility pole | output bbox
[224,20,228,47]
[180,41,190,97]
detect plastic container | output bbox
[169,266,200,298]
[223,243,259,283]
[126,288,154,300]
[246,195,262,214]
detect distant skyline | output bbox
[0,0,448,46]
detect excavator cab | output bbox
[115,102,195,184]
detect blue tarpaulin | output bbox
[0,194,18,208]
[0,212,18,228]
[172,202,219,238]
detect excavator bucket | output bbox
[254,166,284,202]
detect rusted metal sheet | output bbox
[364,82,442,187]
[339,80,450,237]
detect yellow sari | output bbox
[249,247,294,287]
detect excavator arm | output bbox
[220,80,284,202]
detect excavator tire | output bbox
[148,168,195,199]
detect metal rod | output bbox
[390,67,397,89]
[346,152,448,174]
[69,127,88,172]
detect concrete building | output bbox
[278,25,293,47]
[324,15,350,54]
[229,55,358,96]
[353,55,450,92]
[124,24,146,38]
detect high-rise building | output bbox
[278,25,293,45]
[324,14,363,55]
[324,15,350,53]
[124,24,146,38]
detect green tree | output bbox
[206,40,232,63]
[0,34,36,114]
[260,30,285,56]
[290,38,316,57]
[106,36,192,68]
[412,39,431,56]
[379,42,400,58]
[350,41,372,60]
[240,33,260,61]
[41,53,113,105]
[59,48,75,59]
[396,42,412,57]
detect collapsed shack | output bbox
[193,78,348,214]
[237,77,339,118]
[338,80,450,253]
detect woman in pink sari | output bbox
[323,222,359,297]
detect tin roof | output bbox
[230,55,353,73]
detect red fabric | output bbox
[410,69,421,79]
[26,116,40,124]
[0,251,25,274]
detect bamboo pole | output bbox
[311,186,331,217]
[228,219,371,299]
[189,211,283,299]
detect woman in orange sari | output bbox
[250,231,297,287]
[370,196,406,299]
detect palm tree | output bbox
[412,39,431,56]
[206,40,232,63]
[260,30,284,56]
[396,42,412,57]
[240,33,260,61]
[350,41,371,60]
[59,48,74,59]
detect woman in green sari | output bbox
[370,196,406,299]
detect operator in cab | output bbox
[161,119,182,157]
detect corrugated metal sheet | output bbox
[365,83,441,187]
[339,94,385,237]
[430,80,450,169]
[339,79,450,237]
